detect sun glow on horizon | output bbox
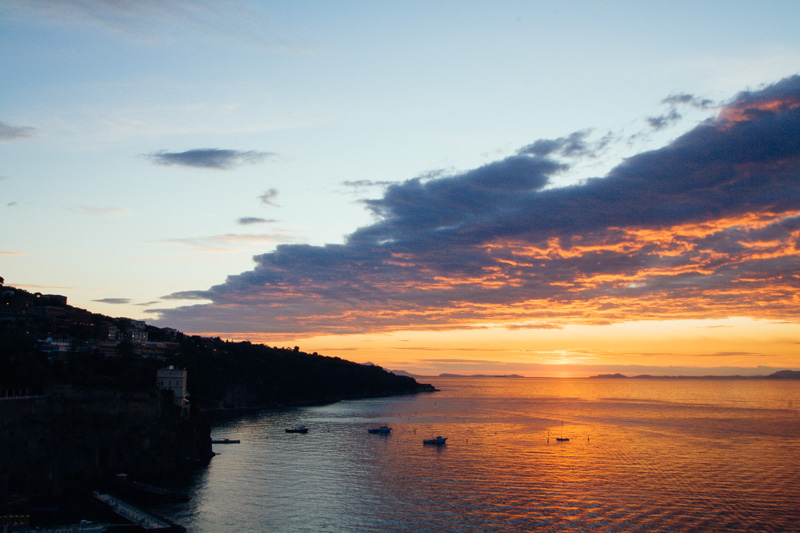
[192,316,800,377]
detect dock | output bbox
[92,492,176,531]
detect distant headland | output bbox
[589,370,800,379]
[437,373,525,378]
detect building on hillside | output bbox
[156,366,190,416]
[40,337,72,354]
[139,341,180,360]
[117,319,148,344]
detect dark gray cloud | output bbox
[155,75,800,336]
[237,217,275,225]
[647,93,717,131]
[516,130,602,158]
[94,298,132,305]
[662,93,715,109]
[0,121,35,141]
[146,148,274,169]
[647,109,682,130]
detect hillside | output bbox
[0,282,435,408]
[0,282,434,500]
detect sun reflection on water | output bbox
[154,377,800,532]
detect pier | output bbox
[92,492,173,530]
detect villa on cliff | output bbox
[156,366,190,416]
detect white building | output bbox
[156,366,190,416]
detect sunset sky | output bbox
[2,1,800,376]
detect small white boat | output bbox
[368,425,392,434]
[423,436,447,445]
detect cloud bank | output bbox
[146,148,273,169]
[156,76,800,337]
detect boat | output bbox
[285,426,309,433]
[556,420,569,442]
[423,436,447,445]
[211,438,240,444]
[368,425,392,434]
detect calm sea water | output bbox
[152,377,800,532]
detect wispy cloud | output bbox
[647,109,682,131]
[155,75,800,337]
[68,207,132,218]
[0,121,35,141]
[237,217,276,225]
[503,323,564,331]
[661,93,715,109]
[258,188,280,206]
[145,148,274,169]
[94,298,132,305]
[2,0,298,50]
[153,233,291,252]
[647,93,718,131]
[17,284,80,292]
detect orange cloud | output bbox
[717,96,800,127]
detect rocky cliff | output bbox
[0,389,212,500]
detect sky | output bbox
[2,1,800,377]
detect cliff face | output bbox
[0,390,212,500]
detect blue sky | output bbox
[2,1,800,375]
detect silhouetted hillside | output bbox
[0,283,434,407]
[0,282,434,501]
[171,336,434,409]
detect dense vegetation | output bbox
[171,336,433,410]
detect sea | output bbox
[150,377,800,532]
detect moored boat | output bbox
[368,425,392,434]
[556,420,569,442]
[423,436,447,445]
[285,426,309,433]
